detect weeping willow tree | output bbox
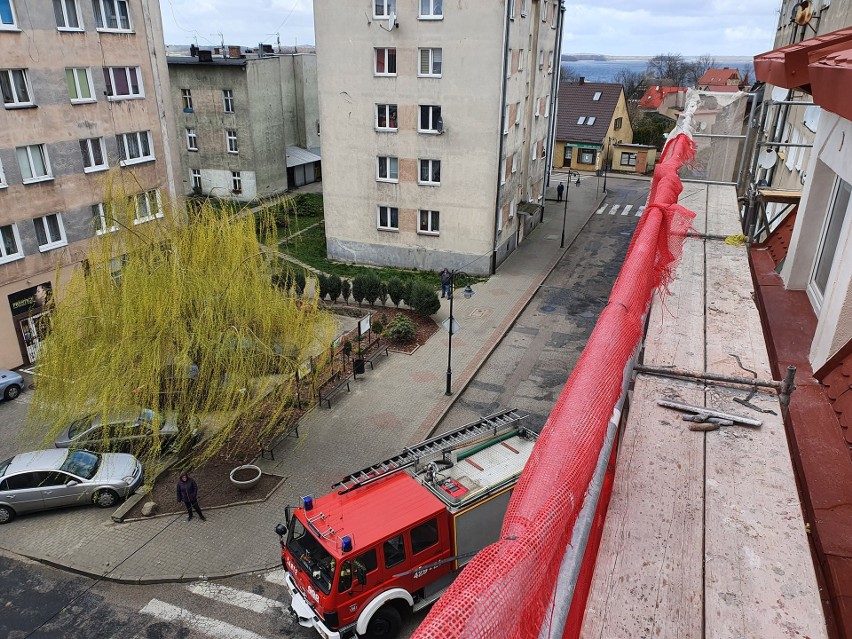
[26,176,335,478]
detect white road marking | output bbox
[636,206,646,217]
[264,569,289,586]
[609,205,620,215]
[621,205,633,216]
[595,205,607,215]
[140,599,269,639]
[187,582,286,614]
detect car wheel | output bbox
[94,489,120,508]
[0,505,16,524]
[4,384,21,401]
[365,605,402,639]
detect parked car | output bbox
[0,370,24,401]
[0,448,143,524]
[53,408,199,455]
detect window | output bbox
[577,116,585,124]
[0,157,4,187]
[375,48,397,76]
[810,178,852,304]
[419,48,442,77]
[34,213,67,251]
[80,137,107,172]
[223,89,234,113]
[500,158,506,185]
[521,0,528,16]
[512,153,518,173]
[338,550,378,593]
[134,189,162,224]
[418,210,439,234]
[592,91,602,101]
[190,168,201,190]
[503,104,509,134]
[411,518,439,554]
[515,101,521,125]
[614,117,622,130]
[518,48,524,71]
[53,0,81,29]
[544,95,550,118]
[377,206,399,230]
[181,88,193,111]
[420,0,442,18]
[620,152,637,166]
[92,203,116,235]
[373,0,395,18]
[540,141,547,159]
[509,0,515,19]
[786,128,800,171]
[226,129,238,153]
[16,144,52,183]
[103,66,143,99]
[92,0,131,31]
[66,67,94,102]
[548,51,553,73]
[538,50,544,69]
[116,130,153,165]
[377,156,398,182]
[383,534,406,568]
[186,128,197,151]
[0,0,17,28]
[563,145,572,166]
[231,171,242,193]
[419,159,440,185]
[0,224,23,264]
[419,105,442,133]
[376,104,397,130]
[1,68,32,107]
[580,149,597,164]
[586,116,596,125]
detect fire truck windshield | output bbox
[287,517,336,594]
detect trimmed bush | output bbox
[363,273,382,307]
[387,278,405,307]
[351,275,367,306]
[410,282,440,316]
[371,319,384,335]
[328,274,342,303]
[385,315,416,342]
[341,279,352,304]
[316,273,329,300]
[379,282,389,306]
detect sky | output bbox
[159,0,781,58]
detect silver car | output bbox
[0,449,143,524]
[0,370,24,401]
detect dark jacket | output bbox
[440,270,451,285]
[176,475,199,503]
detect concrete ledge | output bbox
[111,486,150,523]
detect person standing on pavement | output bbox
[177,471,205,521]
[556,182,565,202]
[440,268,452,299]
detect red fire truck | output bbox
[275,409,536,639]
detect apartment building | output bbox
[168,49,321,201]
[313,0,562,275]
[0,0,177,369]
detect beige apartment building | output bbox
[0,0,177,369]
[313,0,562,275]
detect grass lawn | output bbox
[275,214,323,241]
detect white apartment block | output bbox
[314,0,562,275]
[0,0,177,369]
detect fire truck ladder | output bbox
[333,408,529,494]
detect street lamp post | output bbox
[602,137,614,193]
[559,171,578,249]
[445,271,474,396]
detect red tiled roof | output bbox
[698,67,740,86]
[555,81,623,145]
[638,85,687,110]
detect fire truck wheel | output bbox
[364,604,402,639]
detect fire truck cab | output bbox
[275,409,536,639]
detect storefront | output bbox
[8,282,52,366]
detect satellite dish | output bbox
[436,115,444,134]
[757,148,778,169]
[771,86,789,102]
[793,0,814,25]
[699,121,707,131]
[388,11,396,30]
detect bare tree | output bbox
[615,68,646,101]
[646,52,690,87]
[560,63,581,83]
[686,54,717,86]
[738,64,753,88]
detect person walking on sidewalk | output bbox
[177,471,206,521]
[556,182,564,202]
[440,268,452,299]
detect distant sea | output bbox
[560,57,755,84]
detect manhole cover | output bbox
[540,305,556,312]
[469,307,490,319]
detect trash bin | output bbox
[353,359,365,375]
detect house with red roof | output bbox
[697,67,742,92]
[638,85,688,119]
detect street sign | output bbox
[442,318,461,333]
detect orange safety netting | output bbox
[412,133,697,639]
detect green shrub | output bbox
[371,319,384,335]
[351,275,367,306]
[410,282,440,316]
[363,273,382,307]
[387,278,405,307]
[293,193,324,216]
[316,273,329,300]
[402,280,416,309]
[379,282,388,306]
[328,274,342,303]
[341,279,352,304]
[294,269,306,295]
[385,315,416,342]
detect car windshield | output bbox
[59,450,100,479]
[287,517,336,594]
[0,457,11,477]
[68,416,95,438]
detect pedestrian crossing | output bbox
[595,204,645,217]
[138,569,293,639]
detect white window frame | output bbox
[419,0,442,19]
[586,116,596,125]
[66,67,95,103]
[540,141,547,159]
[54,0,83,30]
[16,144,52,184]
[92,0,131,32]
[231,171,242,193]
[509,0,515,20]
[500,158,506,185]
[375,48,397,76]
[418,105,442,133]
[134,189,162,225]
[538,50,544,69]
[808,178,852,309]
[375,103,398,131]
[515,101,521,125]
[418,159,440,186]
[92,203,116,235]
[542,0,548,22]
[418,209,439,235]
[190,168,201,190]
[620,152,637,167]
[181,88,193,111]
[186,128,198,151]
[595,92,604,104]
[117,130,154,166]
[103,66,143,100]
[0,0,18,30]
[223,89,234,113]
[786,128,800,170]
[0,223,23,263]
[376,156,399,183]
[577,116,585,124]
[80,137,108,173]
[34,213,67,252]
[373,0,395,18]
[512,153,518,173]
[226,129,238,154]
[503,104,509,134]
[377,205,399,231]
[0,157,5,188]
[518,48,524,71]
[418,48,442,78]
[544,96,550,117]
[521,0,528,17]
[1,68,33,108]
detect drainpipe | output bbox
[491,0,513,275]
[543,1,565,191]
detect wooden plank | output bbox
[706,184,743,238]
[580,375,704,639]
[677,181,708,236]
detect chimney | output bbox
[229,45,242,59]
[198,50,213,63]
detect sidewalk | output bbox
[0,182,603,583]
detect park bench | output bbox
[363,340,390,370]
[318,369,353,408]
[259,417,301,460]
